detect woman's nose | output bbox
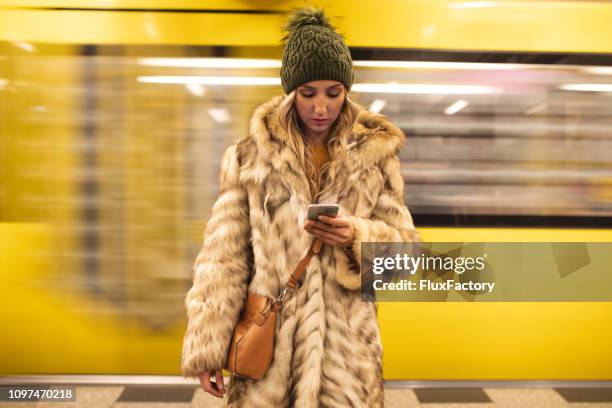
[314,103,327,115]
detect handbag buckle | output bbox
[260,285,292,316]
[266,285,292,313]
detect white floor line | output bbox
[1,376,611,388]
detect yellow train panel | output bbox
[0,1,612,52]
[2,225,611,378]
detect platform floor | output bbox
[1,385,612,407]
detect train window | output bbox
[1,44,611,230]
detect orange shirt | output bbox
[311,143,331,174]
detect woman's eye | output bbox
[300,91,340,98]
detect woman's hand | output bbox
[198,369,226,398]
[303,214,355,248]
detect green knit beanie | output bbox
[280,7,354,95]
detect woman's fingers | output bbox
[215,369,226,394]
[306,222,348,239]
[198,370,224,398]
[310,220,336,232]
[303,215,355,247]
[318,214,350,227]
[198,371,214,396]
[304,225,343,245]
[197,370,209,388]
[311,226,344,241]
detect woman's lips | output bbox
[312,118,329,125]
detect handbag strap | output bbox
[287,238,323,289]
[268,238,323,312]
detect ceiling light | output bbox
[368,99,387,113]
[185,83,206,97]
[14,42,34,52]
[136,57,612,75]
[353,61,522,70]
[208,108,231,124]
[560,84,612,92]
[352,83,497,94]
[581,67,612,75]
[525,102,547,115]
[444,100,468,115]
[137,76,281,86]
[31,105,47,113]
[139,58,282,69]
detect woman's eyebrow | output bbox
[300,84,342,91]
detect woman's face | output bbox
[294,80,346,140]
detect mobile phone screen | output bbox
[307,204,339,221]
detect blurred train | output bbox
[1,1,611,380]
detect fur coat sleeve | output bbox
[181,144,252,378]
[335,154,421,290]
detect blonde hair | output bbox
[278,89,360,201]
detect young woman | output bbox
[181,7,420,408]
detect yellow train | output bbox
[1,0,611,379]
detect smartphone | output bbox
[307,203,339,221]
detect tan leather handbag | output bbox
[224,238,323,380]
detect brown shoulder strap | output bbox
[287,238,323,289]
[265,238,324,313]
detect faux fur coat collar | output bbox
[181,94,419,407]
[248,95,407,205]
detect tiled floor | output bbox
[1,385,612,407]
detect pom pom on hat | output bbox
[282,6,335,36]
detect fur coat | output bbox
[181,95,420,407]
